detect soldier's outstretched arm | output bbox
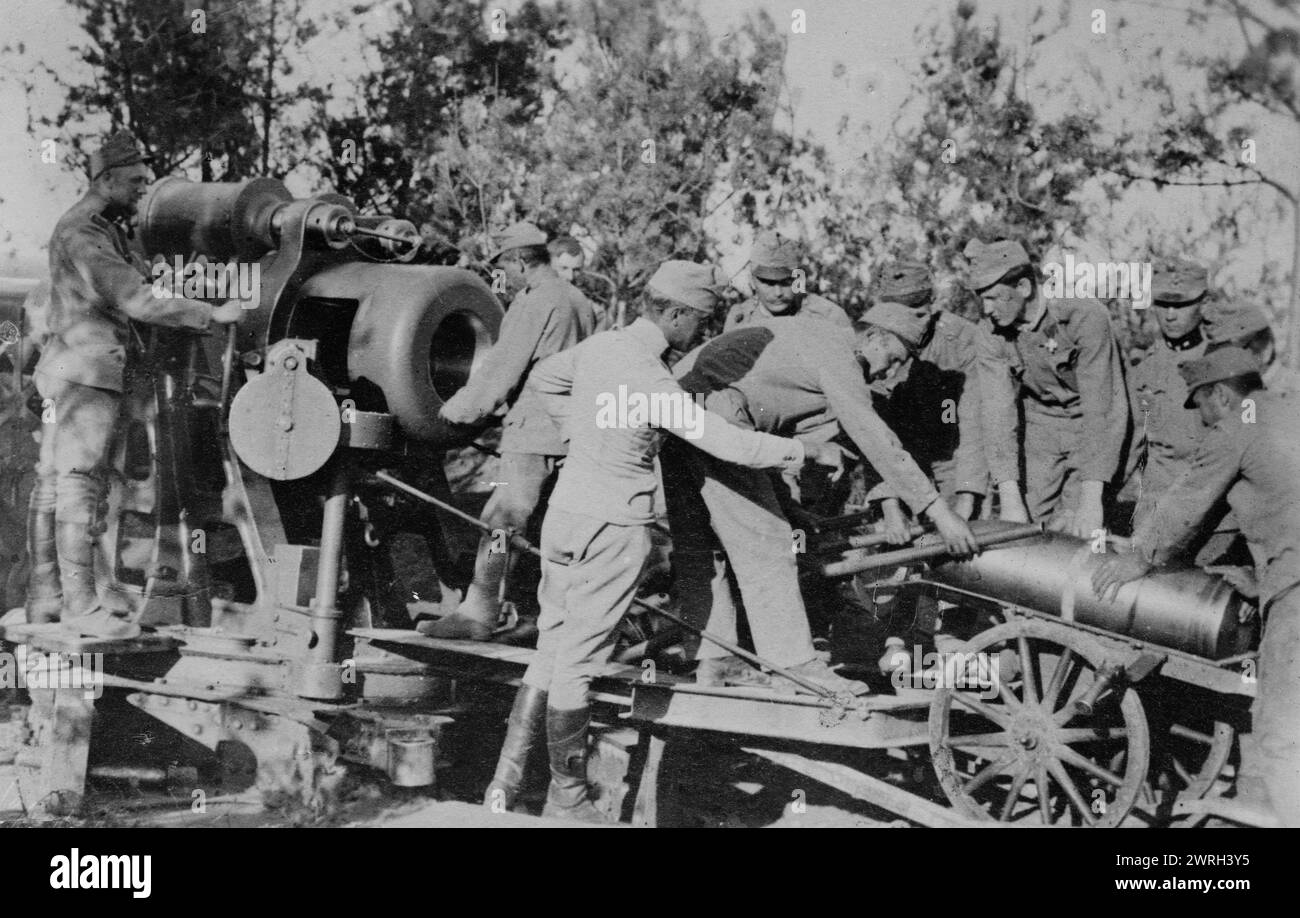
[74,226,213,330]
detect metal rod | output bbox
[821,523,1044,578]
[310,462,351,670]
[349,225,418,246]
[371,471,838,699]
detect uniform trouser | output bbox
[1023,412,1082,525]
[521,508,651,710]
[32,372,120,525]
[469,452,559,595]
[28,373,120,617]
[662,390,818,669]
[1249,586,1300,826]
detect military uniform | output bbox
[1132,351,1300,826]
[30,159,215,626]
[668,316,939,665]
[870,310,990,500]
[429,223,597,638]
[724,292,851,332]
[498,261,805,820]
[1129,334,1207,521]
[977,295,1128,524]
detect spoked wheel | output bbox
[929,617,1150,827]
[1125,690,1235,822]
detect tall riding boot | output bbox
[541,706,608,823]
[24,484,62,623]
[56,520,99,618]
[418,535,507,640]
[483,684,548,811]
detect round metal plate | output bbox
[229,369,341,480]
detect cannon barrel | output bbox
[135,178,502,452]
[923,521,1252,660]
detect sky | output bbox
[1,0,1292,291]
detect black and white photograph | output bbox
[0,0,1294,869]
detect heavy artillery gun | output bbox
[1,178,504,814]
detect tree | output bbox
[22,0,331,181]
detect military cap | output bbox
[873,261,934,307]
[1180,346,1262,407]
[1150,258,1209,305]
[1202,301,1271,346]
[88,132,151,181]
[750,230,802,281]
[862,301,932,352]
[490,221,548,260]
[647,260,726,313]
[964,239,1032,292]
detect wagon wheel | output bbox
[929,617,1150,827]
[1120,699,1235,821]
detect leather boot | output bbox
[56,521,99,618]
[24,487,62,623]
[541,706,608,823]
[483,684,548,812]
[417,536,507,640]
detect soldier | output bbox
[430,222,598,640]
[664,313,980,687]
[969,239,1127,536]
[1203,301,1300,395]
[865,261,991,534]
[723,230,851,332]
[1094,347,1300,827]
[1128,259,1212,529]
[485,261,843,821]
[29,132,244,638]
[547,235,584,284]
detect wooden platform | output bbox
[0,622,180,655]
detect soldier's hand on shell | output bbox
[1046,509,1075,534]
[1204,564,1260,603]
[1091,553,1152,603]
[926,500,979,558]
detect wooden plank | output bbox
[742,747,989,828]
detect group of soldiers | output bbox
[18,132,1299,826]
[438,221,1300,826]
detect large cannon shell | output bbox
[927,522,1252,660]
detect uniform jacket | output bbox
[723,293,851,333]
[1129,335,1207,503]
[527,318,803,526]
[674,315,940,516]
[870,310,990,497]
[1135,391,1300,609]
[40,197,213,392]
[449,265,597,455]
[978,296,1129,486]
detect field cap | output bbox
[1180,346,1262,407]
[1203,301,1270,346]
[874,261,934,307]
[750,230,801,281]
[647,260,726,313]
[862,301,931,352]
[1151,258,1209,305]
[491,221,547,260]
[965,238,1031,292]
[89,132,151,181]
